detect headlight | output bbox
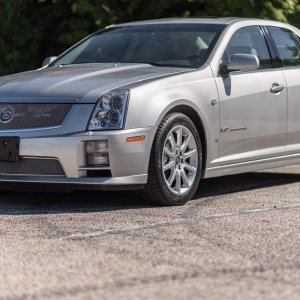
[88,90,129,130]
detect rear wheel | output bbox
[141,113,202,206]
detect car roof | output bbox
[114,17,260,27]
[111,17,296,30]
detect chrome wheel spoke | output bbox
[176,127,183,149]
[181,170,190,188]
[163,160,175,171]
[183,163,197,174]
[175,170,181,193]
[168,168,176,186]
[181,133,191,152]
[168,134,177,153]
[164,147,175,159]
[183,149,197,160]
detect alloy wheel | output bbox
[162,125,198,195]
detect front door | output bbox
[215,26,287,165]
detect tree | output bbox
[0,0,299,76]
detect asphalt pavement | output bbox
[0,165,300,300]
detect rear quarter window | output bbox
[267,27,300,67]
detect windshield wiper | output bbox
[127,61,192,68]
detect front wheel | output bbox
[141,113,202,206]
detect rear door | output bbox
[215,26,287,165]
[266,26,300,154]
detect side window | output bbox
[267,27,300,67]
[223,26,272,69]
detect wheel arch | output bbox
[157,103,208,175]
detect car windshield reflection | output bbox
[51,24,226,69]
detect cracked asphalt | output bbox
[0,165,300,300]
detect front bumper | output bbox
[0,127,155,190]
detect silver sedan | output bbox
[0,17,299,205]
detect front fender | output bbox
[124,66,220,168]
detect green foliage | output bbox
[0,0,300,75]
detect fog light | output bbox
[86,140,109,166]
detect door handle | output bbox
[270,83,285,94]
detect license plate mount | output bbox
[0,137,19,162]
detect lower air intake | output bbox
[0,157,66,176]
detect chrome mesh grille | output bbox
[0,157,65,176]
[0,104,73,130]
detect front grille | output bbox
[0,157,65,176]
[0,103,73,130]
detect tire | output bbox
[141,112,203,206]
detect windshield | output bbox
[51,24,226,68]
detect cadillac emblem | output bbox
[0,107,15,124]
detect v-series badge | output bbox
[220,127,248,133]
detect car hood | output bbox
[0,63,191,103]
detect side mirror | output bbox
[221,54,260,74]
[42,56,57,67]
